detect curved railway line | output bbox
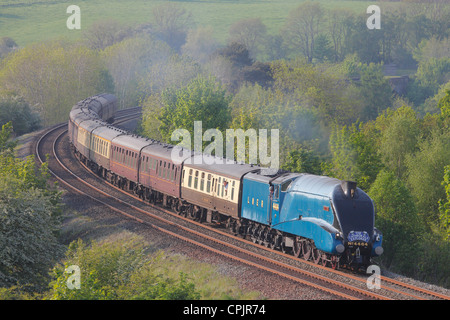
[34,107,450,301]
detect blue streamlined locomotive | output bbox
[241,172,383,269]
[69,94,383,271]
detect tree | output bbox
[0,123,62,291]
[228,18,267,59]
[101,36,171,109]
[369,170,420,272]
[406,129,450,225]
[0,37,18,60]
[213,42,254,91]
[327,8,354,62]
[271,58,358,125]
[312,34,333,62]
[142,76,231,145]
[415,57,450,97]
[138,53,201,95]
[83,19,132,50]
[0,41,113,125]
[216,42,253,69]
[282,146,322,175]
[377,106,420,179]
[283,1,323,62]
[359,63,392,120]
[329,123,382,190]
[0,95,40,135]
[151,3,193,53]
[182,26,220,64]
[439,165,450,240]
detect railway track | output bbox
[35,107,450,301]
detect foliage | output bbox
[282,1,324,62]
[358,63,393,121]
[377,106,420,179]
[83,19,133,51]
[0,95,41,135]
[150,76,231,145]
[406,129,450,225]
[369,170,421,273]
[0,41,114,125]
[51,236,250,300]
[328,123,382,190]
[0,123,62,291]
[228,18,267,60]
[282,146,322,175]
[101,35,171,109]
[182,26,220,64]
[151,3,193,53]
[439,165,450,241]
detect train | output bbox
[68,94,383,271]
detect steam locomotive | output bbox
[69,94,383,270]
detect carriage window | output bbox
[261,200,263,208]
[162,162,166,179]
[231,181,235,201]
[206,174,211,193]
[200,172,205,191]
[217,177,221,196]
[222,180,227,197]
[256,199,259,207]
[188,169,193,187]
[174,167,177,181]
[194,170,199,189]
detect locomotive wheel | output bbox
[251,227,260,244]
[312,248,321,264]
[293,238,302,258]
[174,200,182,214]
[302,241,312,261]
[330,256,339,270]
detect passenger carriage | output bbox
[181,154,257,220]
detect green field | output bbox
[1,0,376,46]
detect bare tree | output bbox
[228,18,267,59]
[328,8,354,62]
[83,19,132,50]
[182,26,220,64]
[152,3,193,52]
[283,1,323,62]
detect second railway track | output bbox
[35,107,450,301]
